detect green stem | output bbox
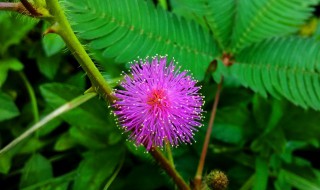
[150,147,190,190]
[19,72,39,123]
[0,92,97,156]
[194,77,223,190]
[165,140,175,167]
[45,0,115,102]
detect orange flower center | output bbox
[147,89,166,107]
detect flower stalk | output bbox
[194,77,223,189]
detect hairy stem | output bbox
[0,92,97,156]
[19,72,39,123]
[150,147,190,190]
[194,77,223,189]
[45,0,115,102]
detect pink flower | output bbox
[113,56,204,150]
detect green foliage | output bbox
[20,154,53,188]
[73,145,125,190]
[0,12,37,54]
[0,59,23,87]
[65,0,220,80]
[0,92,20,121]
[170,0,235,50]
[1,0,320,190]
[215,37,320,110]
[230,0,318,53]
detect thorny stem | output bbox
[194,77,224,190]
[45,0,115,103]
[150,147,190,190]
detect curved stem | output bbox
[45,0,115,103]
[194,77,223,189]
[150,147,190,190]
[0,92,97,156]
[19,72,39,123]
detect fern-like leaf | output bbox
[231,0,318,53]
[65,0,220,80]
[170,0,235,50]
[215,37,320,110]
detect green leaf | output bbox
[36,53,61,80]
[253,157,269,190]
[0,151,13,174]
[0,12,37,54]
[215,37,320,110]
[42,33,66,57]
[40,83,113,134]
[22,172,75,190]
[0,59,24,87]
[213,105,249,144]
[68,127,108,149]
[0,92,20,121]
[280,105,320,142]
[20,154,53,188]
[54,132,77,151]
[230,0,317,52]
[73,145,125,190]
[170,0,235,50]
[113,164,169,190]
[278,169,320,190]
[66,0,220,80]
[18,138,47,154]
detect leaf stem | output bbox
[45,0,115,102]
[0,92,96,156]
[150,147,190,190]
[18,72,39,123]
[194,77,223,189]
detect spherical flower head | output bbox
[113,56,204,150]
